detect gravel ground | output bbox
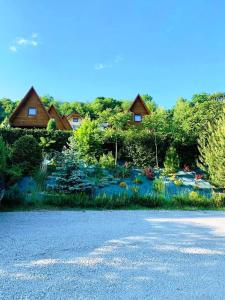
[1,210,225,300]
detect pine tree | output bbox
[198,110,225,187]
[164,146,180,173]
[52,150,93,193]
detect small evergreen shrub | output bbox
[52,150,93,194]
[47,118,57,131]
[164,146,180,173]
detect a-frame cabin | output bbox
[9,87,50,128]
[61,115,72,130]
[129,94,150,124]
[48,104,66,130]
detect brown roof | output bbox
[48,104,66,130]
[61,115,72,130]
[9,86,50,124]
[128,94,150,115]
[67,111,81,120]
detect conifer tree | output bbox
[198,110,225,187]
[164,146,180,173]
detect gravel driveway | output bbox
[1,210,225,300]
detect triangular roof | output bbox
[128,94,150,114]
[9,86,50,123]
[48,104,66,130]
[67,111,81,119]
[61,115,72,130]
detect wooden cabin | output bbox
[48,104,66,130]
[129,94,150,124]
[9,87,71,130]
[67,111,82,130]
[61,115,72,130]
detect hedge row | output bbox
[0,128,72,152]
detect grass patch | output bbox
[1,186,225,211]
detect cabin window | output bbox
[134,114,142,122]
[28,107,37,116]
[73,118,79,122]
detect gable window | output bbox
[28,107,37,116]
[73,118,79,122]
[134,114,142,122]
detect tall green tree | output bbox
[71,117,103,163]
[198,110,225,187]
[142,108,170,168]
[104,111,131,165]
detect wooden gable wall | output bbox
[48,105,66,130]
[9,87,50,128]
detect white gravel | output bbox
[1,210,225,300]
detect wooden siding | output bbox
[67,112,81,121]
[48,105,66,130]
[61,115,72,130]
[129,95,150,124]
[9,87,50,128]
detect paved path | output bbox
[1,210,225,299]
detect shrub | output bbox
[0,136,8,176]
[164,146,180,173]
[134,194,165,208]
[119,181,127,188]
[153,178,165,193]
[0,128,71,152]
[133,176,143,184]
[172,192,212,208]
[11,135,42,175]
[1,185,24,207]
[52,149,93,194]
[112,164,131,178]
[99,152,115,169]
[47,118,57,131]
[174,179,183,186]
[71,117,104,163]
[212,193,225,208]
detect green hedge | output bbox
[0,128,72,152]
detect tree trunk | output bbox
[115,138,118,166]
[154,133,159,168]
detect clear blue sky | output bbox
[0,0,225,107]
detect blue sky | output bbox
[0,0,225,107]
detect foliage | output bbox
[152,178,165,193]
[174,179,183,186]
[142,108,170,167]
[198,110,225,187]
[47,118,57,130]
[0,98,16,123]
[122,128,167,168]
[39,136,56,152]
[164,146,180,173]
[0,128,71,152]
[11,135,42,175]
[0,136,22,199]
[112,164,131,178]
[119,182,127,188]
[133,176,143,184]
[71,117,103,163]
[0,136,8,176]
[52,149,93,194]
[171,192,212,208]
[99,152,115,169]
